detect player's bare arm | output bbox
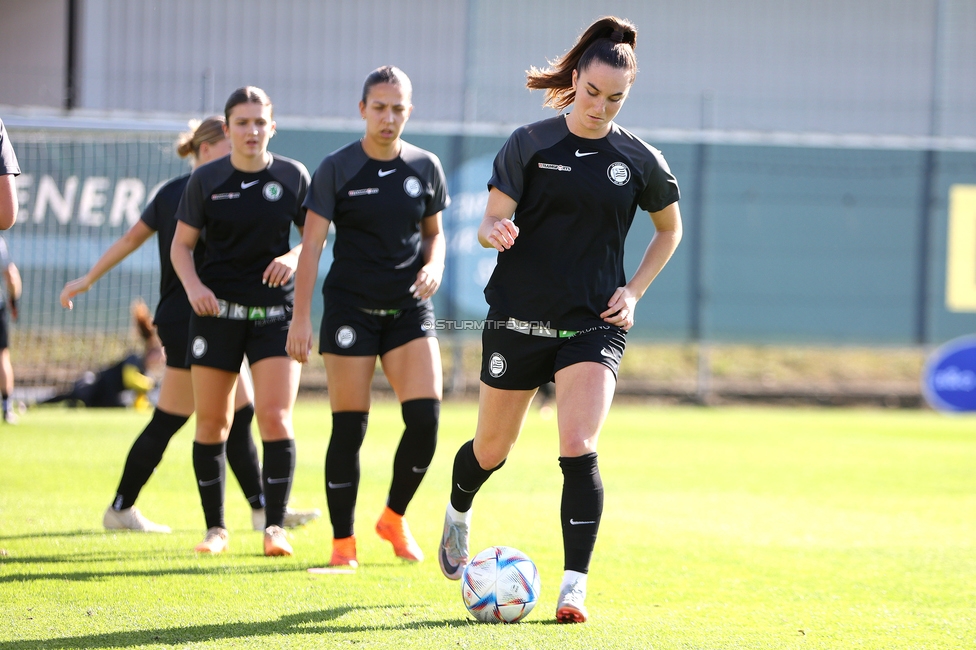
[0,174,18,230]
[263,226,303,289]
[171,221,218,316]
[602,202,683,329]
[413,211,445,299]
[287,212,330,363]
[60,221,155,309]
[478,188,519,251]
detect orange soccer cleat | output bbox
[375,507,424,562]
[329,535,358,569]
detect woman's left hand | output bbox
[263,251,299,289]
[411,263,443,300]
[601,286,638,331]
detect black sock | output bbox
[262,438,295,529]
[113,409,188,510]
[325,411,368,538]
[225,404,264,509]
[387,399,439,515]
[450,439,505,512]
[559,453,603,573]
[193,441,226,529]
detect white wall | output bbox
[6,0,975,138]
[0,0,68,108]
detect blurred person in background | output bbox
[287,65,449,569]
[0,117,20,229]
[0,235,22,423]
[437,16,682,623]
[43,299,164,409]
[60,117,318,534]
[172,87,310,557]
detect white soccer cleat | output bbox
[438,508,469,580]
[251,506,322,531]
[555,577,589,623]
[263,525,294,557]
[284,506,321,528]
[103,506,171,533]
[194,527,229,554]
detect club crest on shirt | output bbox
[488,352,507,378]
[403,176,423,198]
[335,325,356,348]
[191,336,208,358]
[607,162,631,186]
[263,181,283,201]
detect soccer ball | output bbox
[461,546,541,623]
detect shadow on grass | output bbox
[1,607,474,648]
[0,529,105,541]
[0,557,339,583]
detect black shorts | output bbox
[319,300,435,357]
[187,306,292,372]
[155,319,191,370]
[0,305,9,350]
[480,317,627,390]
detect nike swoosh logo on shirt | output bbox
[575,150,598,157]
[377,168,397,177]
[241,180,260,189]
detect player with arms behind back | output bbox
[437,16,682,623]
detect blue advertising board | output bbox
[922,335,976,412]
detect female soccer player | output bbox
[437,16,682,623]
[172,87,310,556]
[287,66,449,568]
[61,117,318,534]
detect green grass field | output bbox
[1,400,974,649]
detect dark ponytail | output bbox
[526,16,637,111]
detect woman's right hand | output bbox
[286,316,314,364]
[60,277,92,310]
[483,218,520,252]
[186,284,220,317]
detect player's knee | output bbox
[558,429,599,458]
[401,398,439,466]
[401,398,439,440]
[252,402,290,433]
[470,438,509,473]
[194,410,232,442]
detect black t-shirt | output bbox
[486,115,680,329]
[140,174,205,325]
[176,154,309,306]
[303,140,450,309]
